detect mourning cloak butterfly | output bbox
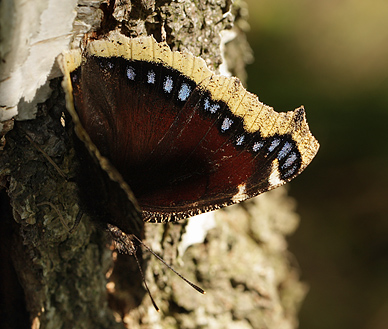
[59,30,319,237]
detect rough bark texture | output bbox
[0,0,307,328]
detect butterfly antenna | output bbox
[132,248,160,312]
[132,235,206,295]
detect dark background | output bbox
[245,1,388,328]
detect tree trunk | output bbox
[0,0,307,328]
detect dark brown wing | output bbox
[59,32,319,224]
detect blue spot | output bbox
[283,163,299,178]
[281,151,298,169]
[221,117,233,132]
[163,76,173,93]
[126,66,136,80]
[277,141,293,160]
[147,70,156,84]
[204,98,220,113]
[204,98,210,110]
[236,135,245,146]
[253,141,264,152]
[268,138,281,153]
[178,83,191,101]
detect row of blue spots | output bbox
[278,141,299,178]
[251,136,299,177]
[220,118,299,178]
[123,62,300,177]
[161,75,192,102]
[125,65,193,102]
[267,138,299,173]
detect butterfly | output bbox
[59,30,318,226]
[58,30,319,309]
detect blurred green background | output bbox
[244,0,388,328]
